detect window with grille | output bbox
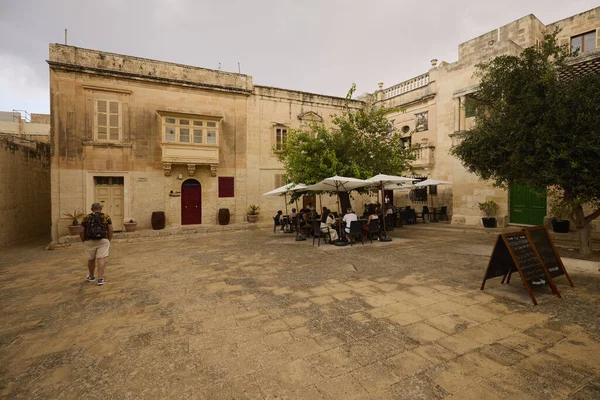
[218,177,234,198]
[274,126,288,151]
[162,117,219,145]
[415,112,428,132]
[95,100,121,142]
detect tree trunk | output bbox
[338,192,351,215]
[573,204,592,256]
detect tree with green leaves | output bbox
[451,30,600,255]
[277,84,415,211]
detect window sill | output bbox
[83,140,132,148]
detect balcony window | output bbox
[162,117,219,145]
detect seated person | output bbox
[321,210,339,242]
[273,210,284,233]
[362,210,379,233]
[290,208,297,219]
[342,208,358,242]
[320,207,330,224]
[385,205,394,215]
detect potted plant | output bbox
[478,200,499,228]
[247,205,259,223]
[124,219,138,232]
[550,200,571,233]
[63,210,86,235]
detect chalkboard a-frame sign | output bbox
[481,229,567,305]
[526,226,574,286]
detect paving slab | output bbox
[1,226,599,399]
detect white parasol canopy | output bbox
[413,179,452,222]
[383,183,415,191]
[305,176,368,242]
[365,174,416,239]
[304,176,368,192]
[263,183,308,215]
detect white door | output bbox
[95,184,124,231]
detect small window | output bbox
[207,121,217,128]
[165,126,176,142]
[415,111,428,132]
[571,31,596,54]
[165,118,176,124]
[95,99,121,142]
[193,121,203,126]
[193,129,203,143]
[401,136,412,149]
[218,177,235,198]
[401,125,410,134]
[274,174,284,189]
[275,126,288,151]
[207,130,217,144]
[180,128,190,143]
[465,99,476,118]
[180,119,189,125]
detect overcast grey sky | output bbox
[1,0,598,114]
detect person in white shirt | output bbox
[320,209,339,242]
[342,208,358,242]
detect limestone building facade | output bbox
[48,45,367,239]
[48,7,600,239]
[377,6,600,228]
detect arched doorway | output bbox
[181,179,202,225]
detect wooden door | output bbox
[510,182,546,225]
[181,179,202,225]
[95,185,124,231]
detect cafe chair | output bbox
[365,219,380,243]
[438,206,449,221]
[348,220,364,246]
[312,221,326,247]
[415,206,429,223]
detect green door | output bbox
[509,182,546,225]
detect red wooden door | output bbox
[181,179,202,225]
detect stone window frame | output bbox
[94,99,122,143]
[273,124,288,152]
[161,116,219,146]
[570,30,598,54]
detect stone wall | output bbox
[0,135,51,247]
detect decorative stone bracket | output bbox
[210,164,218,177]
[162,162,172,176]
[187,164,196,176]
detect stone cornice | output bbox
[48,61,254,96]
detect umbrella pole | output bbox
[379,183,392,242]
[284,193,288,215]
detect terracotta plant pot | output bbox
[247,215,258,223]
[124,222,138,232]
[68,225,83,236]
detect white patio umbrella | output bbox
[263,183,307,215]
[414,179,452,221]
[365,174,417,240]
[305,176,368,242]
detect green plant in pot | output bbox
[478,200,499,228]
[550,200,571,233]
[63,210,85,235]
[247,205,259,223]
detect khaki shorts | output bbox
[84,238,110,260]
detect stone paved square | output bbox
[1,226,599,399]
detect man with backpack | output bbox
[80,203,113,286]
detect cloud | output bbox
[0,53,48,113]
